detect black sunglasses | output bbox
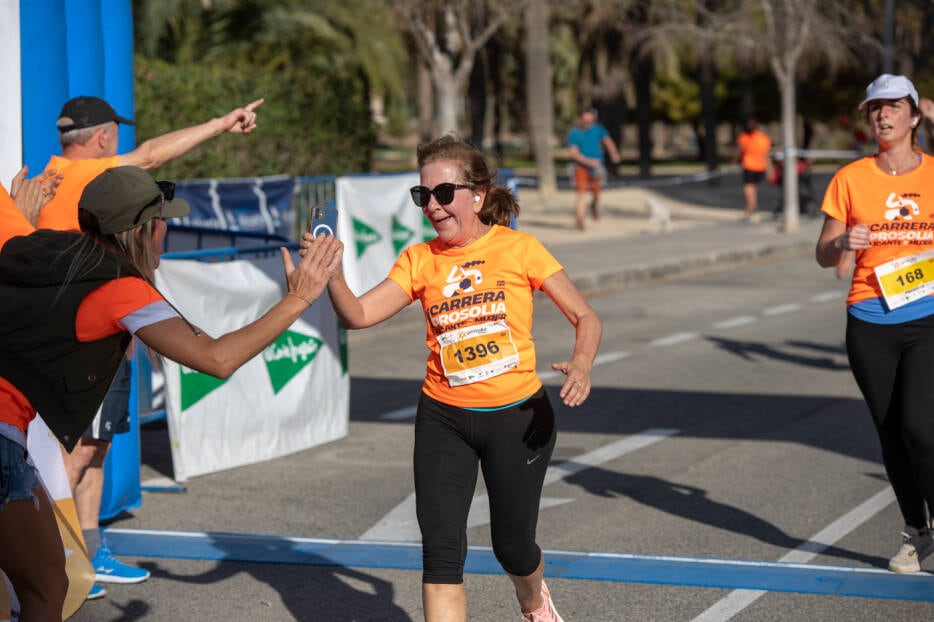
[132,180,176,225]
[410,183,473,208]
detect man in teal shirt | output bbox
[567,108,620,230]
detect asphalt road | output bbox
[69,248,934,621]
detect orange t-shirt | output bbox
[38,155,120,231]
[737,130,771,172]
[388,225,563,408]
[821,154,934,305]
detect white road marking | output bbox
[360,428,679,542]
[651,332,698,347]
[762,303,802,316]
[690,486,896,622]
[811,291,844,302]
[539,350,630,381]
[593,350,632,366]
[713,316,756,329]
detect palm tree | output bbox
[133,0,407,119]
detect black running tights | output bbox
[846,313,934,528]
[413,389,556,584]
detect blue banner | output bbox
[173,175,297,239]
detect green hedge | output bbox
[134,56,376,179]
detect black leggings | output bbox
[847,313,934,528]
[414,388,556,584]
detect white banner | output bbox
[336,172,432,294]
[0,1,21,185]
[155,255,348,481]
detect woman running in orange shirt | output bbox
[305,135,602,621]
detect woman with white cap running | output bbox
[816,73,934,573]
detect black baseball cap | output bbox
[78,167,189,235]
[56,96,134,133]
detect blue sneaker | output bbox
[92,545,150,584]
[86,583,107,600]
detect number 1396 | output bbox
[452,340,501,363]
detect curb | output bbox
[569,236,816,295]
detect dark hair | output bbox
[416,134,519,227]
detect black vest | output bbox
[0,230,138,451]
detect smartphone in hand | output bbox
[308,206,338,238]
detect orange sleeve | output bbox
[0,377,36,436]
[75,276,165,341]
[0,184,35,250]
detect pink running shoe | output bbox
[521,581,565,622]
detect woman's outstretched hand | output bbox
[281,235,342,306]
[551,360,592,407]
[299,232,345,282]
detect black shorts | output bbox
[85,357,132,441]
[742,169,765,185]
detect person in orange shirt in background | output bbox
[36,94,263,600]
[39,95,263,231]
[304,134,602,622]
[734,118,773,221]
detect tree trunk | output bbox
[436,68,462,136]
[779,72,800,234]
[489,38,505,161]
[524,0,556,199]
[468,50,487,148]
[635,53,653,178]
[698,46,719,178]
[417,61,433,143]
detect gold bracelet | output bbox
[287,291,313,306]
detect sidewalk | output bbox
[514,186,824,294]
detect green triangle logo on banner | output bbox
[337,324,349,375]
[180,367,229,411]
[421,213,436,242]
[263,330,323,394]
[353,217,382,258]
[391,215,415,254]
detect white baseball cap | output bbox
[858,74,919,110]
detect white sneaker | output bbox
[888,526,934,573]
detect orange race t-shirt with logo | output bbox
[388,225,563,408]
[821,154,934,306]
[737,130,771,172]
[38,155,120,231]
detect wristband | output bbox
[287,291,313,306]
